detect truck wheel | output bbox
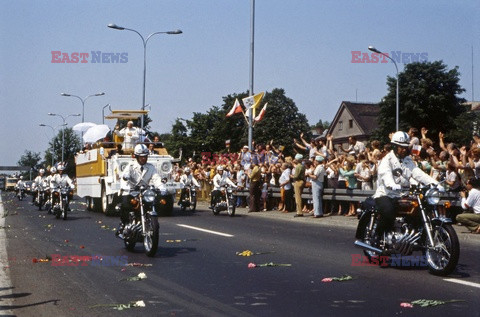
[93,198,102,212]
[86,197,94,211]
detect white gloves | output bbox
[390,183,402,191]
[437,184,445,192]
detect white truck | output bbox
[75,110,182,216]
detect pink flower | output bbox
[248,263,257,268]
[400,302,413,308]
[321,278,333,282]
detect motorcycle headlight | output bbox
[160,161,172,174]
[227,188,233,193]
[143,190,156,203]
[425,188,440,205]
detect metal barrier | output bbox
[235,186,462,207]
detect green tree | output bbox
[372,61,466,145]
[18,150,42,178]
[249,88,310,155]
[44,128,82,176]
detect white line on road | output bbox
[444,278,480,289]
[177,224,234,237]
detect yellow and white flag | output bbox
[242,91,265,117]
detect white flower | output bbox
[137,272,147,280]
[134,300,146,307]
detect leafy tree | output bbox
[17,150,42,178]
[44,128,82,176]
[372,61,466,145]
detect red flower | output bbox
[321,278,333,282]
[32,258,38,263]
[79,245,85,249]
[248,262,257,268]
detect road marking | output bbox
[177,224,234,237]
[444,278,480,289]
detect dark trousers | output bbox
[120,195,134,224]
[374,196,396,235]
[249,181,262,212]
[211,190,221,206]
[284,188,295,212]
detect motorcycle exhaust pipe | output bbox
[354,240,383,254]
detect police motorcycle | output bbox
[51,185,73,220]
[16,177,26,201]
[211,185,236,217]
[178,184,197,211]
[17,187,26,201]
[35,180,50,211]
[117,184,161,257]
[354,182,459,276]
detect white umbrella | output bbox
[73,122,96,132]
[82,125,111,143]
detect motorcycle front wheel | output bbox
[356,214,381,263]
[425,224,459,276]
[63,200,68,220]
[190,198,197,212]
[227,198,235,217]
[144,214,159,257]
[38,196,43,211]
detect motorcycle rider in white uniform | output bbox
[179,167,200,203]
[52,164,75,211]
[32,169,46,203]
[117,144,164,235]
[373,131,442,235]
[210,165,237,208]
[15,176,26,197]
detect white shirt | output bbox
[212,173,236,190]
[312,164,325,186]
[280,168,292,190]
[121,161,163,194]
[374,150,437,199]
[461,188,480,214]
[180,174,200,188]
[52,173,75,189]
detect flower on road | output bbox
[401,299,465,308]
[123,272,147,281]
[126,262,153,267]
[321,275,353,282]
[400,302,413,308]
[248,262,291,268]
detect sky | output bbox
[1,0,479,166]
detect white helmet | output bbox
[50,167,57,173]
[57,164,65,171]
[391,131,410,147]
[20,176,24,180]
[184,167,191,173]
[39,169,45,174]
[134,144,149,156]
[217,165,224,171]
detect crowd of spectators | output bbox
[172,127,480,232]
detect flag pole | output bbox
[248,0,255,151]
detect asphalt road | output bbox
[1,191,479,317]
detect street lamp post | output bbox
[368,46,400,131]
[48,113,81,163]
[107,23,182,132]
[39,123,67,166]
[61,92,105,123]
[102,103,111,124]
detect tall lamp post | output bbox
[48,113,81,162]
[368,46,400,131]
[102,104,111,124]
[248,0,255,151]
[107,23,182,132]
[60,92,105,123]
[39,123,67,166]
